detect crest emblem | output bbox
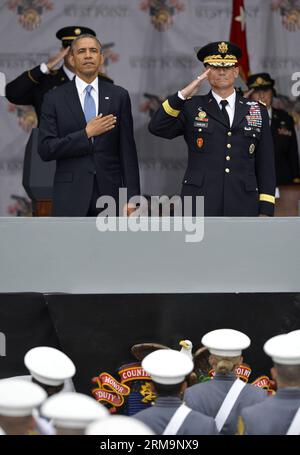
[75,28,81,35]
[249,143,255,154]
[198,110,207,119]
[140,0,185,32]
[7,0,53,30]
[218,41,228,54]
[197,137,204,148]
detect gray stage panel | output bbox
[0,217,299,293]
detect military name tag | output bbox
[194,121,208,128]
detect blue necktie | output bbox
[84,85,96,123]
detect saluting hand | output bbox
[180,68,211,99]
[243,88,254,99]
[46,47,70,71]
[85,114,117,138]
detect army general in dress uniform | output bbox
[149,41,276,216]
[247,73,300,186]
[5,26,113,124]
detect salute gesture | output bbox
[180,68,211,98]
[46,47,71,71]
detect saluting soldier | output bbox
[149,41,276,216]
[5,26,113,124]
[239,331,300,435]
[247,72,300,185]
[134,349,218,435]
[184,329,267,435]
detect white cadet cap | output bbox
[41,392,109,429]
[289,329,300,337]
[142,349,193,385]
[201,329,251,357]
[86,416,155,435]
[264,333,300,365]
[0,379,47,417]
[24,347,76,387]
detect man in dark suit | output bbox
[5,26,113,124]
[247,73,300,186]
[38,34,140,216]
[149,41,276,216]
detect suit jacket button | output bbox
[227,144,232,149]
[227,131,232,136]
[225,168,230,173]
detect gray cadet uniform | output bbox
[134,348,218,435]
[184,372,266,435]
[135,396,218,435]
[241,388,300,435]
[239,331,300,435]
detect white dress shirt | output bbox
[75,75,99,116]
[39,63,75,81]
[267,106,272,125]
[211,90,236,127]
[178,89,236,127]
[62,64,75,81]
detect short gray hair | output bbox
[70,34,102,54]
[275,363,300,386]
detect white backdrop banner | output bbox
[0,0,299,215]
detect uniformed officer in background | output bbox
[247,73,300,186]
[5,26,113,123]
[149,41,276,216]
[184,329,267,435]
[134,349,218,435]
[239,331,300,435]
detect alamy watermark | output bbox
[95,189,205,243]
[0,332,6,357]
[291,72,300,97]
[0,72,6,96]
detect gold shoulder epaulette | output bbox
[258,100,267,107]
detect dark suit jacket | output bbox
[5,65,113,124]
[38,77,140,216]
[149,91,276,216]
[271,108,300,185]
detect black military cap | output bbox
[56,26,96,48]
[247,73,275,91]
[196,41,242,67]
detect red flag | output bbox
[230,0,250,81]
